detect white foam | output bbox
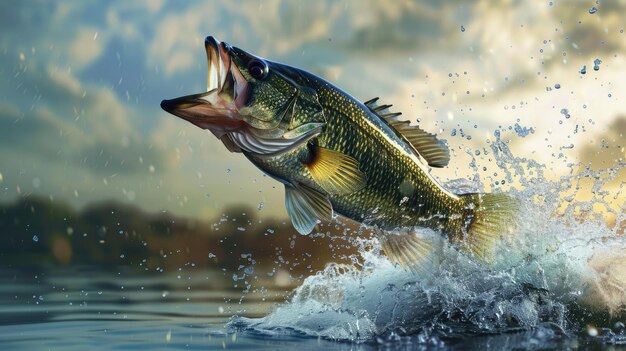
[228,140,625,342]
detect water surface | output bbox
[0,265,624,350]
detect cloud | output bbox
[0,60,169,205]
[1,0,625,220]
[147,6,217,76]
[579,116,626,169]
[68,27,105,69]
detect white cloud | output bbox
[147,8,212,76]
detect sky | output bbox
[0,0,624,220]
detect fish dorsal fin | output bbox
[364,97,450,168]
[305,145,367,195]
[285,182,333,235]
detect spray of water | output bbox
[227,132,625,344]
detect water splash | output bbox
[228,134,625,344]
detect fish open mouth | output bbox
[160,36,249,137]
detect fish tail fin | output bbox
[377,228,441,274]
[459,193,519,262]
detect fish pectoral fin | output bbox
[365,97,450,168]
[377,228,441,274]
[285,183,333,235]
[459,193,519,262]
[305,146,367,195]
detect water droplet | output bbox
[560,108,571,119]
[257,201,264,210]
[588,7,597,14]
[460,25,466,32]
[593,58,602,71]
[514,123,534,137]
[208,252,216,258]
[32,235,39,242]
[451,128,457,136]
[554,83,561,89]
[580,65,587,74]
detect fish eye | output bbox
[248,59,269,80]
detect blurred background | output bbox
[0,0,624,272]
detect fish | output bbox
[161,36,518,272]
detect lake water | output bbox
[2,143,625,350]
[0,265,623,351]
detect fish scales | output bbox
[161,36,518,270]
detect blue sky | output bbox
[0,1,624,219]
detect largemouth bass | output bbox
[161,36,517,271]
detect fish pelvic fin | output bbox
[285,182,333,235]
[459,193,519,262]
[376,228,441,275]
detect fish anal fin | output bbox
[285,183,333,235]
[305,146,367,195]
[377,228,439,274]
[364,98,450,168]
[460,193,519,262]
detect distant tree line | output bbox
[0,197,364,275]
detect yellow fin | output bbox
[377,228,440,274]
[285,183,333,235]
[461,193,519,261]
[365,97,450,168]
[305,146,366,195]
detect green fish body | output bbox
[161,36,517,270]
